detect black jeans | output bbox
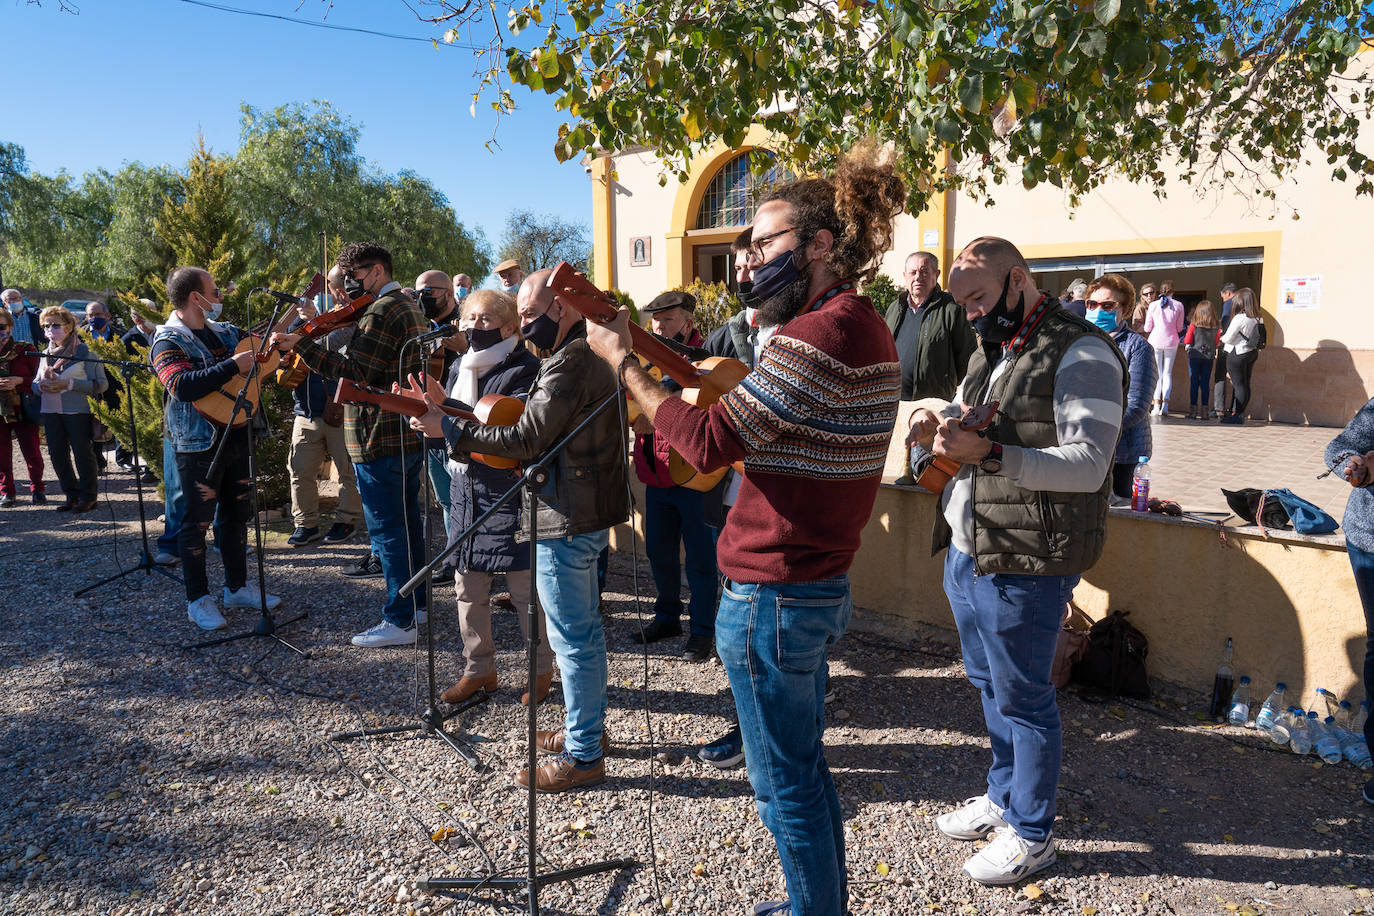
[1226,351,1259,416]
[176,428,252,601]
[1111,462,1135,500]
[43,412,98,502]
[1346,545,1374,751]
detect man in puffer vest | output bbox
[908,237,1126,887]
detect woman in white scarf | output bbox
[438,290,554,707]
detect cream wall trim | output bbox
[591,156,614,290]
[666,124,786,288]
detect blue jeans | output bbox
[943,547,1065,843]
[426,447,454,537]
[1187,352,1212,407]
[354,451,427,628]
[717,576,852,916]
[158,437,184,554]
[535,530,610,761]
[644,485,719,636]
[1346,546,1374,750]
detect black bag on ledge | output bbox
[1071,610,1151,699]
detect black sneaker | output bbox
[681,632,714,662]
[343,553,383,579]
[32,492,47,504]
[431,565,455,585]
[631,618,682,644]
[322,522,356,544]
[699,726,745,769]
[288,525,322,547]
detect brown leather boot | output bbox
[440,672,497,704]
[514,752,605,793]
[520,672,554,706]
[534,728,612,757]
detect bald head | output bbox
[948,236,1038,325]
[327,264,349,303]
[517,268,556,316]
[955,237,1029,277]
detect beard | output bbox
[754,273,811,327]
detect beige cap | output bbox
[494,258,521,273]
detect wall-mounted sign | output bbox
[922,229,940,248]
[630,237,651,267]
[1279,275,1321,311]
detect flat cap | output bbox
[643,290,697,313]
[494,258,521,273]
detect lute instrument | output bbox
[193,273,327,428]
[547,262,751,492]
[913,401,1000,494]
[333,377,524,470]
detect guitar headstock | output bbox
[301,272,326,303]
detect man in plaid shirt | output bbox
[273,241,429,647]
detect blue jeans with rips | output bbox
[644,484,719,636]
[717,575,852,916]
[943,547,1065,843]
[354,451,427,628]
[535,530,610,761]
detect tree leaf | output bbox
[1034,16,1059,48]
[959,73,985,114]
[1095,0,1121,25]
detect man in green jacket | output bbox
[885,251,977,402]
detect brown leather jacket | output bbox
[443,321,630,539]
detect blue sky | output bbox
[2,0,592,273]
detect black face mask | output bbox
[737,280,759,310]
[343,277,367,300]
[520,311,560,350]
[417,289,446,320]
[466,326,504,351]
[971,272,1025,344]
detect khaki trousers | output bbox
[288,415,362,528]
[456,568,552,678]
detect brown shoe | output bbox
[535,728,612,757]
[514,752,605,793]
[440,672,498,704]
[520,671,555,706]
[73,499,98,513]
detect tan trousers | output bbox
[288,415,362,528]
[456,568,552,678]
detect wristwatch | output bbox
[979,441,1004,474]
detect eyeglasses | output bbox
[748,227,797,263]
[1084,298,1122,310]
[350,264,377,281]
[41,323,65,329]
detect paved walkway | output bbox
[1148,416,1351,520]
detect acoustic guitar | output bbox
[913,401,1000,494]
[332,378,524,470]
[193,273,328,428]
[548,262,750,492]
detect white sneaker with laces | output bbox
[937,795,1009,840]
[153,550,181,566]
[187,595,227,631]
[961,826,1055,886]
[223,585,282,611]
[351,620,417,648]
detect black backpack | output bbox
[1071,611,1151,698]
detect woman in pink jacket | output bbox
[1143,286,1185,417]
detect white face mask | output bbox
[501,283,520,295]
[200,294,223,321]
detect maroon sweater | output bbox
[653,288,900,584]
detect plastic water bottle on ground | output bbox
[1269,707,1293,746]
[1209,638,1236,721]
[1312,714,1343,764]
[1338,700,1353,729]
[1356,701,1370,735]
[1318,688,1341,720]
[1288,708,1313,755]
[1255,683,1287,733]
[1336,721,1372,769]
[1228,677,1251,727]
[1131,456,1151,512]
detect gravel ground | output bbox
[1,458,1371,916]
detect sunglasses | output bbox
[1084,299,1122,310]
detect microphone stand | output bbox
[330,332,485,771]
[63,355,182,595]
[399,389,633,913]
[187,294,307,657]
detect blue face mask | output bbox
[502,283,520,295]
[455,286,470,301]
[749,247,803,304]
[1086,307,1119,332]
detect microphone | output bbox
[258,287,310,306]
[414,324,458,344]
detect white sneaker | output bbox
[937,795,1009,840]
[961,827,1055,886]
[153,550,181,566]
[223,585,282,611]
[351,620,417,648]
[187,595,226,631]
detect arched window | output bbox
[695,151,794,230]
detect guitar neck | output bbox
[548,262,704,389]
[334,378,472,421]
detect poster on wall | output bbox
[1279,275,1321,311]
[630,237,651,267]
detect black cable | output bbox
[172,0,484,49]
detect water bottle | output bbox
[1312,714,1343,764]
[1338,700,1354,729]
[1269,707,1293,745]
[1209,638,1236,721]
[1314,688,1340,720]
[1288,709,1312,755]
[1255,682,1287,733]
[1131,455,1151,512]
[1336,721,1373,769]
[1356,701,1370,735]
[1228,677,1251,727]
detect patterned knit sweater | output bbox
[654,287,900,584]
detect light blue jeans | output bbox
[535,529,610,761]
[717,575,852,916]
[426,447,454,537]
